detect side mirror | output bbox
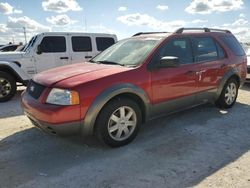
[159,56,180,68]
[37,45,42,55]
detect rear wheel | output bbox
[215,78,238,109]
[95,98,142,147]
[0,71,16,102]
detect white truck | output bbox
[0,32,117,102]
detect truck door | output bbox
[70,35,93,64]
[34,36,69,73]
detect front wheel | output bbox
[0,71,16,102]
[95,98,142,147]
[215,78,238,109]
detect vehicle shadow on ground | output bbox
[1,101,250,187]
[241,83,250,91]
[0,87,25,118]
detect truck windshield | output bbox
[23,35,38,52]
[92,37,162,67]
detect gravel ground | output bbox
[0,85,250,188]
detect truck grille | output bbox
[27,80,46,99]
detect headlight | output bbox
[46,88,80,105]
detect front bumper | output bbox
[25,111,81,135]
[21,91,82,135]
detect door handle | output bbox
[85,56,92,59]
[185,70,196,75]
[60,57,69,60]
[221,64,226,68]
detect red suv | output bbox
[21,28,247,147]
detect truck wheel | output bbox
[0,71,16,102]
[95,98,142,147]
[215,78,238,109]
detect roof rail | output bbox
[132,32,169,37]
[175,27,231,34]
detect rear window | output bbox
[220,36,245,56]
[96,37,115,51]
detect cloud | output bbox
[0,2,23,15]
[42,0,82,13]
[223,18,248,28]
[7,16,51,33]
[117,13,186,31]
[118,6,127,11]
[239,13,245,18]
[13,9,23,14]
[185,0,243,15]
[0,16,51,44]
[218,18,250,42]
[232,18,248,27]
[191,19,208,24]
[89,24,116,34]
[0,24,8,33]
[46,14,77,26]
[156,5,169,11]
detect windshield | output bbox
[23,35,38,52]
[92,37,161,66]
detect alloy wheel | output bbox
[0,78,12,98]
[225,82,237,105]
[108,106,137,141]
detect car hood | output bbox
[34,62,132,87]
[0,51,25,60]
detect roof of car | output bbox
[38,32,117,37]
[132,27,232,38]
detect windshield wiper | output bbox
[89,59,99,63]
[97,61,124,66]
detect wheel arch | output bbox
[81,84,151,136]
[216,68,241,100]
[0,62,29,85]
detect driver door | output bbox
[34,36,69,73]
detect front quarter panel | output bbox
[0,60,30,80]
[79,83,151,136]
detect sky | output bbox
[0,0,249,44]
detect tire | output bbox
[95,98,142,147]
[0,71,16,102]
[215,78,238,109]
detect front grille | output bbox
[27,80,46,99]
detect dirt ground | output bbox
[1,85,250,188]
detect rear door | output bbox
[192,36,228,102]
[34,36,69,73]
[150,37,199,114]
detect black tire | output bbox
[215,78,238,109]
[0,71,16,102]
[95,98,142,147]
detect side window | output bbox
[96,37,115,51]
[194,37,217,62]
[157,38,193,64]
[40,36,66,53]
[71,36,92,52]
[216,42,226,59]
